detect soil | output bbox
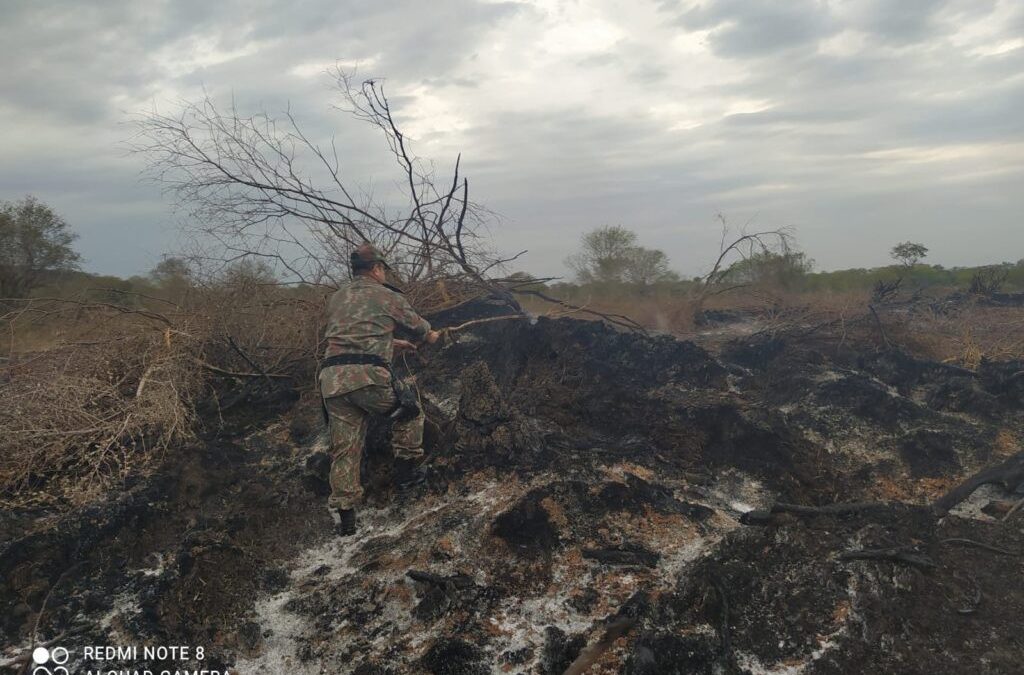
[2,312,1023,674]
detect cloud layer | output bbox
[2,0,1023,277]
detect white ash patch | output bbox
[656,534,717,582]
[422,390,460,420]
[98,593,137,633]
[686,469,773,518]
[230,479,524,671]
[812,369,845,384]
[946,483,1005,522]
[487,592,596,664]
[734,651,805,675]
[137,552,167,577]
[233,592,318,675]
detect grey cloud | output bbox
[577,41,670,84]
[675,0,838,58]
[577,52,622,68]
[2,0,1023,278]
[848,0,949,45]
[631,63,669,83]
[888,79,1024,145]
[0,3,164,123]
[0,0,524,124]
[419,76,481,88]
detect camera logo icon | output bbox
[32,646,70,674]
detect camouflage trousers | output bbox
[323,384,424,510]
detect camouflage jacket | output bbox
[319,277,431,397]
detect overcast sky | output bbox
[2,0,1023,279]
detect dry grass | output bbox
[1,315,200,507]
[521,286,873,341]
[895,303,1024,366]
[0,274,498,510]
[0,283,326,509]
[519,293,699,334]
[521,283,1024,368]
[5,276,1020,510]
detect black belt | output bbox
[320,353,390,370]
[318,353,420,424]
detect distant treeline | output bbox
[525,259,1024,302]
[21,257,1024,309]
[14,256,289,308]
[800,262,1024,293]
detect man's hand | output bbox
[424,330,442,344]
[393,339,418,352]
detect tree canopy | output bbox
[723,251,814,289]
[891,241,928,268]
[0,196,80,297]
[566,225,677,286]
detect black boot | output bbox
[331,507,357,536]
[394,457,427,492]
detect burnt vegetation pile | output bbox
[1,311,1023,674]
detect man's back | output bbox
[320,277,430,397]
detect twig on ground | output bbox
[24,562,87,672]
[933,452,1024,516]
[562,615,638,675]
[195,359,293,379]
[0,624,89,672]
[1003,496,1024,522]
[740,501,892,525]
[226,335,275,387]
[443,314,528,333]
[940,538,1018,556]
[868,304,893,349]
[839,547,937,569]
[512,288,647,333]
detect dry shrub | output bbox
[747,290,1024,366]
[896,303,1024,366]
[517,292,697,334]
[0,282,327,509]
[191,282,325,390]
[1,312,201,508]
[1,274,485,511]
[0,272,515,511]
[404,276,491,315]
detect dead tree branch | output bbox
[868,304,893,349]
[131,69,517,311]
[691,215,794,322]
[839,547,937,569]
[740,501,892,525]
[933,452,1024,516]
[940,538,1018,556]
[512,289,647,333]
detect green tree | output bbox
[725,251,814,290]
[150,256,192,285]
[149,256,193,300]
[566,225,638,283]
[219,258,278,287]
[0,196,81,297]
[566,225,678,287]
[624,247,679,287]
[890,241,928,268]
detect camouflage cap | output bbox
[351,243,390,270]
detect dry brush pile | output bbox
[0,281,326,509]
[0,267,541,511]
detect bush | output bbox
[0,275,326,509]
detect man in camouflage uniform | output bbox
[320,244,440,536]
